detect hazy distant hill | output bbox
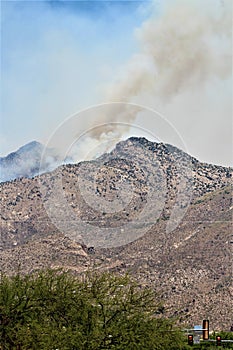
[0,141,61,182]
[0,141,44,182]
[0,137,232,329]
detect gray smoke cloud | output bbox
[83,0,231,147]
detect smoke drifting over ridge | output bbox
[87,0,231,145]
[1,0,232,171]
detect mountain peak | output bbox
[0,137,232,329]
[17,141,43,154]
[0,141,45,182]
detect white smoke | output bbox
[71,0,232,159]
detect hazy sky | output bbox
[1,0,232,166]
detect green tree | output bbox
[0,269,185,349]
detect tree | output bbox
[0,269,185,349]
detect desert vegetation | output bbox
[0,269,186,349]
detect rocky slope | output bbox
[0,137,232,330]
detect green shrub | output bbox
[0,270,185,349]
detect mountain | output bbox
[0,137,232,330]
[0,141,60,182]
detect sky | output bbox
[1,0,232,166]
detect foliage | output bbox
[0,269,185,349]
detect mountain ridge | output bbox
[1,137,232,184]
[0,137,232,329]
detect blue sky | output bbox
[1,0,232,166]
[1,0,151,152]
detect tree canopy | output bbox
[0,269,185,350]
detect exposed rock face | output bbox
[0,137,232,330]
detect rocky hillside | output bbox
[0,137,232,330]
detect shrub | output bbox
[0,270,185,349]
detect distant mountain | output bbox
[0,137,232,329]
[0,141,60,182]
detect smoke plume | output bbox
[86,0,231,147]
